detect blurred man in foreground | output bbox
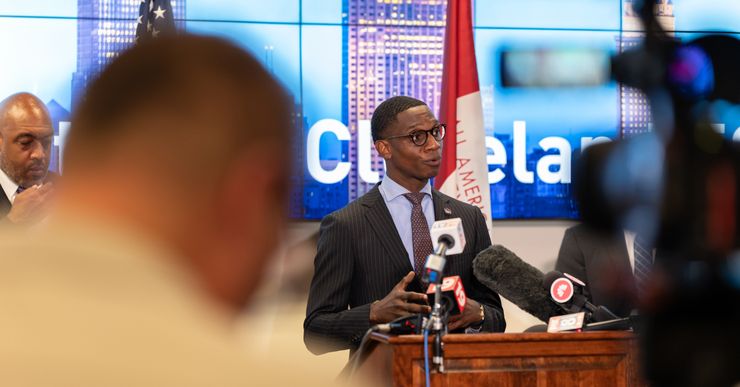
[0,92,55,224]
[0,35,335,386]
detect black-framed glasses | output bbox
[381,124,446,146]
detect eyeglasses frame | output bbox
[380,123,447,147]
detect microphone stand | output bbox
[427,242,449,373]
[430,284,445,372]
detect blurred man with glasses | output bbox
[304,96,505,355]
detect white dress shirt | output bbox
[378,175,434,270]
[0,167,20,204]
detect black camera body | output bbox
[503,1,740,385]
[582,3,740,386]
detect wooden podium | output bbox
[355,331,645,387]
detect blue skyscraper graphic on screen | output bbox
[72,0,186,108]
[48,100,71,174]
[302,0,448,219]
[619,0,675,138]
[343,0,446,201]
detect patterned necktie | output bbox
[404,192,433,278]
[13,186,26,202]
[633,235,653,297]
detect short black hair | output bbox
[371,96,426,142]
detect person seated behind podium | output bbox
[0,35,342,386]
[0,92,56,225]
[555,223,656,317]
[304,96,505,354]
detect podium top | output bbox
[370,331,636,346]
[359,331,644,387]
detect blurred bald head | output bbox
[63,35,293,312]
[66,34,291,186]
[0,93,53,187]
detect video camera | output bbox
[500,1,740,386]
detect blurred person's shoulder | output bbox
[0,218,372,386]
[243,350,376,387]
[0,219,259,385]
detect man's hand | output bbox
[6,183,55,224]
[447,298,484,331]
[369,271,432,324]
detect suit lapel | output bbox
[607,232,634,281]
[432,189,451,221]
[606,233,633,292]
[0,187,11,217]
[362,185,414,273]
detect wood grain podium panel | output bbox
[355,331,645,387]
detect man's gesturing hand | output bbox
[447,298,484,331]
[369,271,431,324]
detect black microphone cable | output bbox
[341,326,380,380]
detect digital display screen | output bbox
[1,0,738,219]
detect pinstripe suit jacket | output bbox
[304,185,505,354]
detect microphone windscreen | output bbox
[473,245,564,322]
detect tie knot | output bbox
[403,192,425,206]
[16,186,26,194]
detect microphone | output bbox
[430,218,466,255]
[421,219,466,374]
[473,245,563,322]
[543,271,620,322]
[425,275,467,316]
[544,271,578,305]
[422,218,466,285]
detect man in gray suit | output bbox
[304,96,505,354]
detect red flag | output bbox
[436,0,493,231]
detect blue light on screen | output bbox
[187,0,299,23]
[185,21,301,99]
[0,1,76,18]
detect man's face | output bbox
[377,105,442,188]
[0,106,53,187]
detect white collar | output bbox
[379,174,432,201]
[0,166,19,204]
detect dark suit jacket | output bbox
[555,224,637,318]
[0,187,11,219]
[303,185,505,354]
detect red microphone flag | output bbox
[435,0,493,233]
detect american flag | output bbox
[135,0,176,42]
